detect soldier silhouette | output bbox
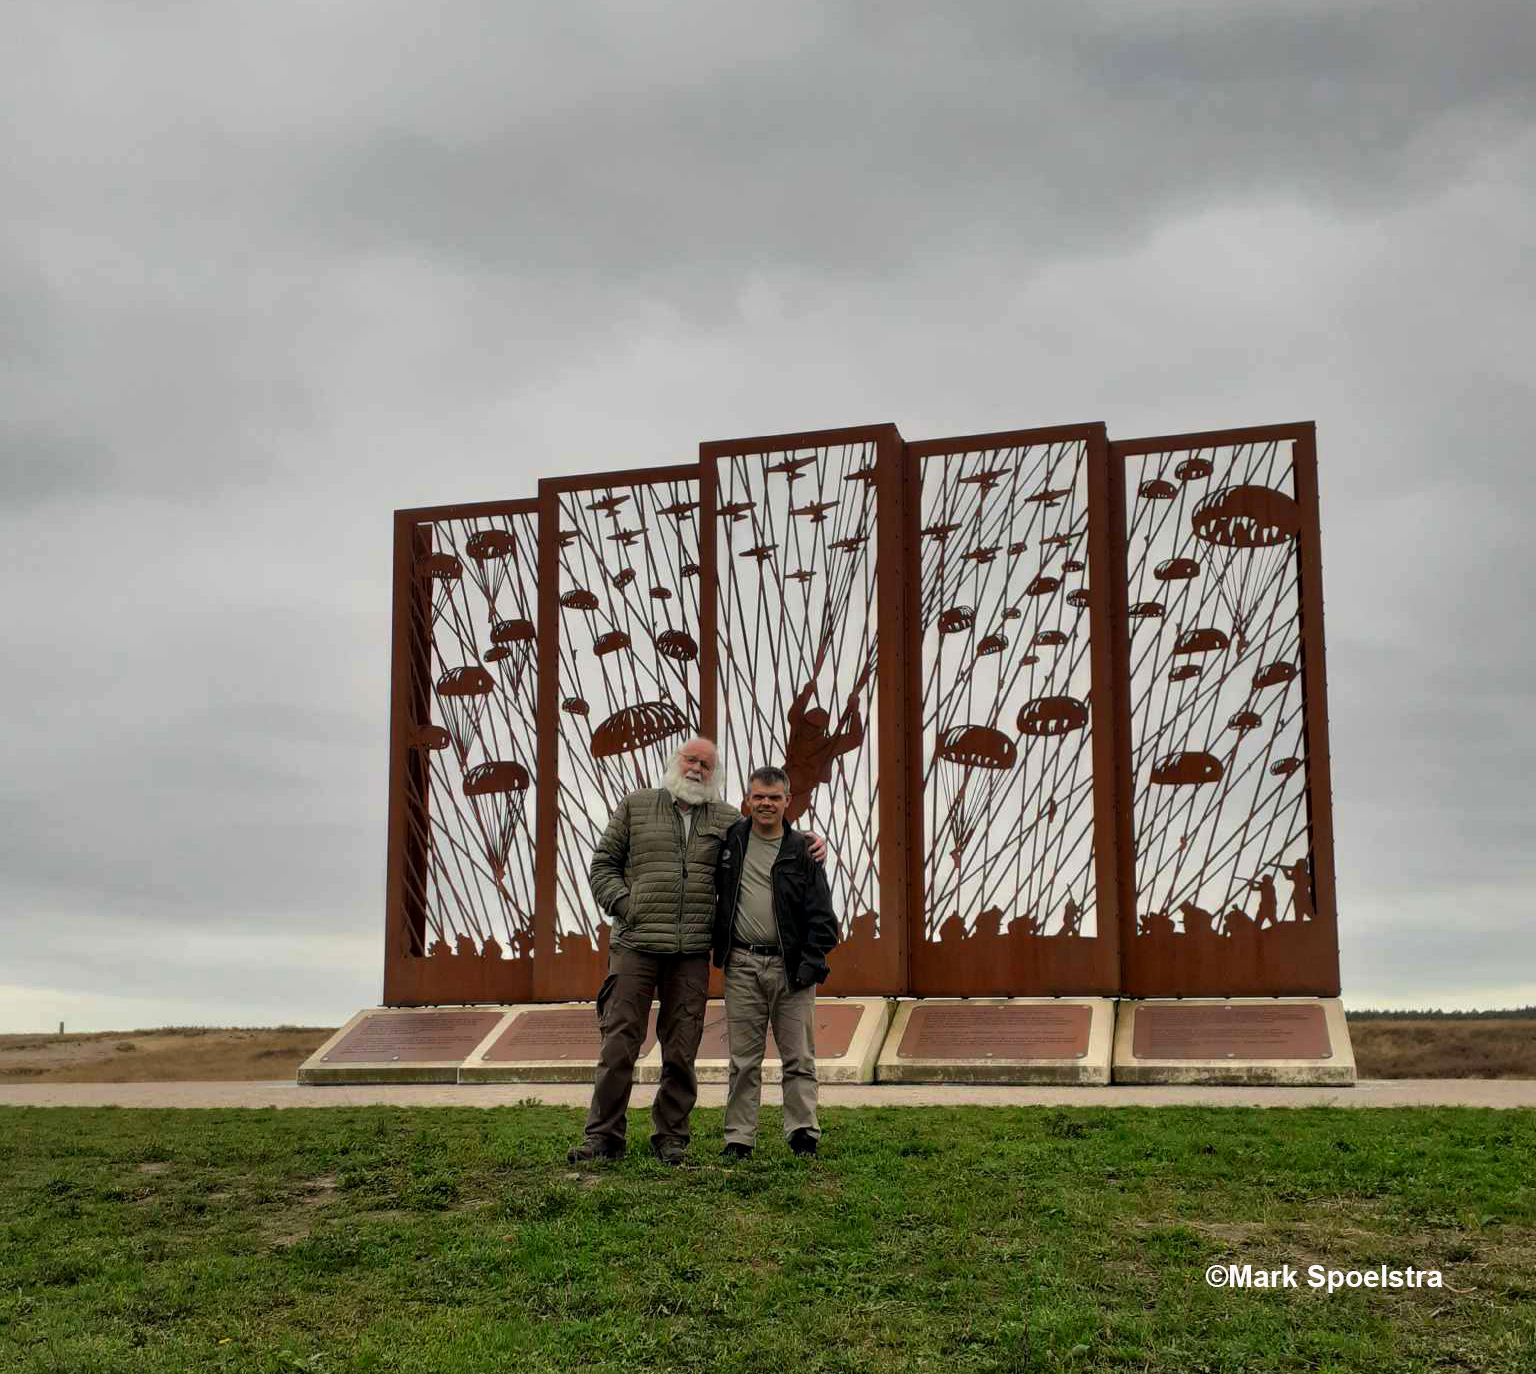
[1177,900,1216,936]
[847,910,878,944]
[974,906,1004,941]
[1282,859,1316,923]
[936,912,968,945]
[1008,910,1043,937]
[784,679,865,823]
[1058,896,1084,937]
[1140,908,1175,939]
[1249,874,1279,930]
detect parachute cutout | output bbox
[1190,484,1301,648]
[591,701,688,759]
[934,724,1018,868]
[463,527,515,608]
[463,761,531,884]
[435,666,496,768]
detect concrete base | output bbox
[875,998,1115,1085]
[1112,997,1356,1086]
[640,997,893,1086]
[461,1002,659,1084]
[298,1007,511,1085]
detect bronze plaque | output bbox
[694,1002,865,1061]
[896,1003,1092,1060]
[321,1011,504,1064]
[484,1007,659,1062]
[1132,1003,1331,1060]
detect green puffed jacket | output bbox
[588,789,741,955]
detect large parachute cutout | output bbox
[463,760,531,884]
[934,724,1017,868]
[1190,484,1300,649]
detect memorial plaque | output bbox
[896,1003,1092,1060]
[1132,1002,1331,1060]
[319,1011,504,1064]
[694,1002,865,1061]
[484,1007,658,1062]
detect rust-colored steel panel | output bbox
[533,465,708,1002]
[906,424,1122,995]
[1109,424,1340,997]
[700,424,910,996]
[382,501,541,1006]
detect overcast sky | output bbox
[4,1,1533,1031]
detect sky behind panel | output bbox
[3,1,1534,1029]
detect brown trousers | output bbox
[582,945,710,1150]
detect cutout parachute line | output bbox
[1017,695,1089,737]
[463,760,531,883]
[591,701,688,759]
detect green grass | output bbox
[1,1106,1533,1372]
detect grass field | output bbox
[2,1105,1533,1372]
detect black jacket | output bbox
[711,820,840,989]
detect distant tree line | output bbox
[1345,1006,1536,1021]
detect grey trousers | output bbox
[583,945,710,1150]
[723,948,820,1146]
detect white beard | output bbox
[662,756,721,806]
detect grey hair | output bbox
[747,765,790,793]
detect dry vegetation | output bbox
[1347,1017,1536,1079]
[1,1015,1533,1082]
[0,1027,332,1083]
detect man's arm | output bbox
[588,794,633,920]
[793,855,840,987]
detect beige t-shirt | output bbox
[733,831,782,946]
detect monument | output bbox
[299,420,1349,1087]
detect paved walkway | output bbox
[2,1079,1533,1109]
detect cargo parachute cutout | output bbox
[933,724,1018,870]
[463,760,531,887]
[1190,484,1300,652]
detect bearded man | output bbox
[569,737,826,1166]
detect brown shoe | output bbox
[652,1137,687,1166]
[567,1139,624,1164]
